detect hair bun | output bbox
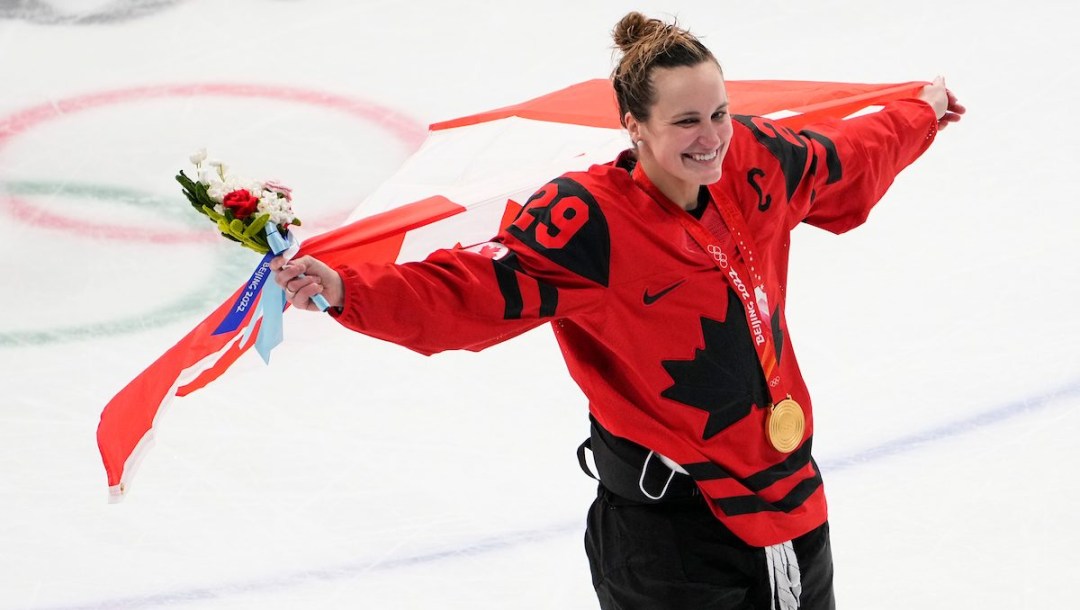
[612,11,663,52]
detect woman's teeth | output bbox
[689,150,717,161]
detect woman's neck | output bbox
[637,157,698,210]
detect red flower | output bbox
[222,189,260,220]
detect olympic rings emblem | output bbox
[706,244,728,268]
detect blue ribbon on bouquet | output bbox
[212,224,329,364]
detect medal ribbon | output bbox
[632,165,787,404]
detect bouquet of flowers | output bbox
[175,148,327,362]
[176,147,301,254]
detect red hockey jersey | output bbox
[331,98,938,546]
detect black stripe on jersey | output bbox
[802,129,842,184]
[713,461,823,517]
[681,461,733,481]
[682,438,813,491]
[494,255,523,320]
[741,442,813,491]
[538,281,558,317]
[493,253,559,320]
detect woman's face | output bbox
[627,62,732,206]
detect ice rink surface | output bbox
[1,0,1078,607]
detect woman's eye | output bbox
[677,118,698,126]
[712,111,728,120]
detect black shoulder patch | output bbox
[734,115,845,199]
[733,115,811,202]
[505,176,611,286]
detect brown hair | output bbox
[611,12,719,126]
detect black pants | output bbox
[584,485,835,609]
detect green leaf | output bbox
[176,171,202,208]
[176,170,195,191]
[193,181,215,209]
[182,191,199,208]
[202,204,224,222]
[244,214,269,237]
[241,240,267,253]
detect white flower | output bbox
[213,204,224,215]
[258,192,295,225]
[198,167,223,187]
[189,147,207,165]
[207,185,228,201]
[223,177,245,193]
[207,159,229,181]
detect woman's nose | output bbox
[698,126,721,148]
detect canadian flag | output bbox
[97,77,926,500]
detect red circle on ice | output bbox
[0,83,426,242]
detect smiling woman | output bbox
[268,9,963,610]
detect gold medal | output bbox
[767,398,805,453]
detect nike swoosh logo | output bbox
[643,280,686,305]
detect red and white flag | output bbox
[96,78,926,500]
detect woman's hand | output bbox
[918,76,966,130]
[270,255,344,311]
